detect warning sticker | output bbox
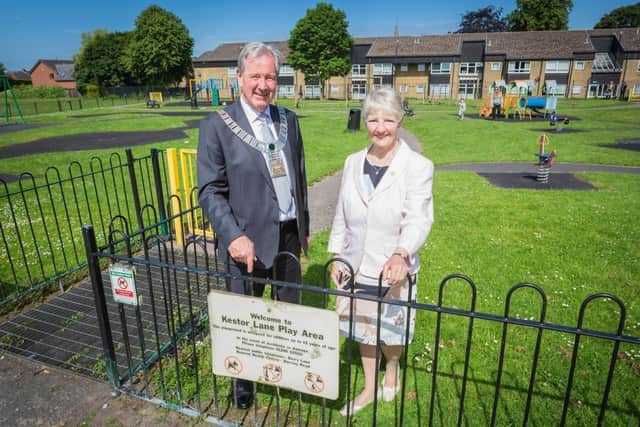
[109,263,138,306]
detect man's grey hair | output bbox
[363,87,405,123]
[237,42,282,74]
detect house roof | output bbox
[194,28,640,65]
[366,30,638,60]
[30,59,75,80]
[194,41,291,63]
[194,37,374,64]
[6,70,31,81]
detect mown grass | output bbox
[0,98,639,424]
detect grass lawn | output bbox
[0,98,639,424]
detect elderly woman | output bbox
[328,88,434,415]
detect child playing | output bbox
[457,98,466,120]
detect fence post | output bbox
[151,149,168,236]
[125,149,145,232]
[82,224,119,389]
[57,99,62,112]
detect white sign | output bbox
[208,290,339,400]
[108,263,138,306]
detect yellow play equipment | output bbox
[480,80,534,119]
[166,148,215,246]
[629,86,640,103]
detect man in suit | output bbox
[197,42,309,409]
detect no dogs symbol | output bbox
[117,277,128,290]
[224,356,243,375]
[108,263,138,306]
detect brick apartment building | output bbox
[192,28,640,101]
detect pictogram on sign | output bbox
[109,263,138,306]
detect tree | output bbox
[507,0,573,31]
[123,5,194,86]
[288,2,352,99]
[0,63,5,76]
[456,5,507,33]
[595,2,640,28]
[74,30,135,92]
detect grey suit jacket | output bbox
[197,101,309,269]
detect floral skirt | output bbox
[335,276,417,346]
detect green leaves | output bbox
[123,5,194,87]
[288,2,352,98]
[594,2,640,29]
[74,30,134,92]
[507,0,573,31]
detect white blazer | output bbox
[328,139,434,279]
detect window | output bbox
[633,83,640,95]
[417,64,425,72]
[352,64,367,76]
[400,64,408,72]
[373,63,393,75]
[592,53,618,72]
[399,84,408,93]
[330,85,339,95]
[572,85,582,95]
[227,67,236,77]
[637,61,640,72]
[416,84,425,94]
[508,61,531,73]
[305,85,321,98]
[431,63,451,74]
[553,84,567,97]
[545,60,569,73]
[458,79,478,98]
[430,83,450,97]
[490,62,501,71]
[575,61,585,71]
[351,79,367,99]
[279,65,294,76]
[49,73,55,79]
[277,85,294,97]
[460,62,482,75]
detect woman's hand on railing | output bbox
[383,252,409,287]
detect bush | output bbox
[13,85,66,99]
[84,84,100,97]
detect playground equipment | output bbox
[1,75,25,124]
[480,80,559,120]
[629,86,640,103]
[479,80,507,117]
[166,148,214,246]
[189,78,224,107]
[534,133,557,183]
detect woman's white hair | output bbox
[237,42,282,74]
[363,87,405,123]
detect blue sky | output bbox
[1,0,637,71]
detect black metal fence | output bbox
[82,217,640,426]
[0,148,172,312]
[1,90,187,118]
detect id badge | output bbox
[270,157,286,178]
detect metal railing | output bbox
[0,148,171,311]
[83,217,640,426]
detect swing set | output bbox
[1,75,25,124]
